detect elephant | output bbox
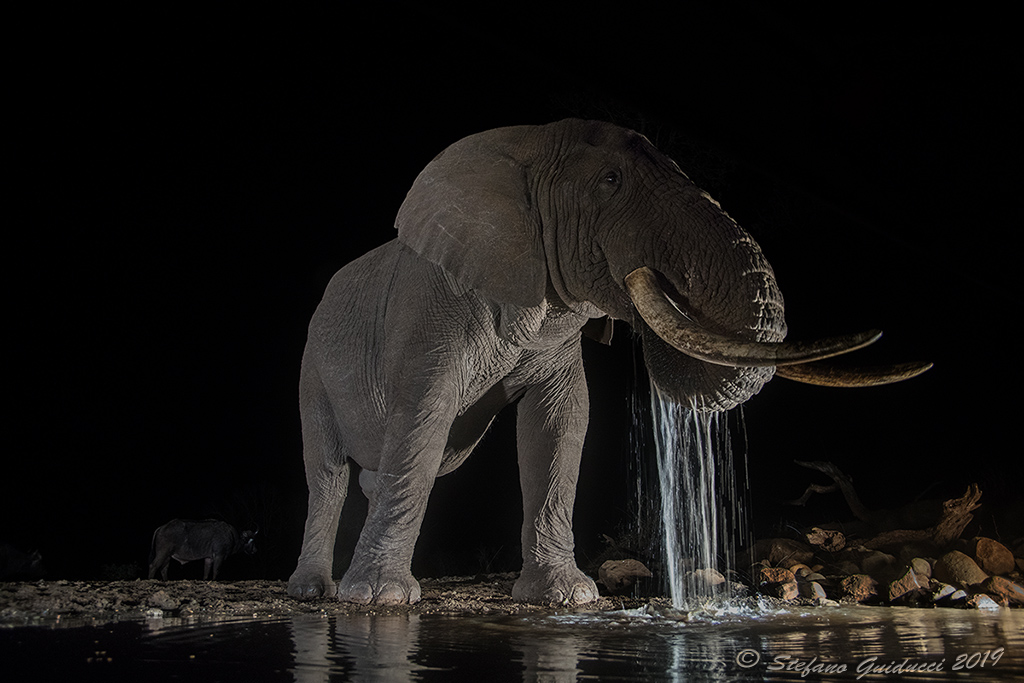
[286,119,928,605]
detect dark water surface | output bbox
[2,603,1022,681]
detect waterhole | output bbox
[3,606,1021,681]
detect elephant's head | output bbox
[396,119,928,410]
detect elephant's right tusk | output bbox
[624,266,882,368]
[775,361,934,387]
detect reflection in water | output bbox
[284,604,1024,681]
[1,605,1022,681]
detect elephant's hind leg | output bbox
[288,358,350,599]
[337,386,462,605]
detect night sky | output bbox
[7,12,1019,582]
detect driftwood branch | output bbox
[786,460,873,523]
[784,461,983,553]
[785,482,838,506]
[860,483,983,549]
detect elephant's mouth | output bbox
[624,266,932,388]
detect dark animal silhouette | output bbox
[148,519,256,580]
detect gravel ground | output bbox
[0,574,657,628]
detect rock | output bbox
[723,580,750,598]
[686,567,725,589]
[799,580,828,600]
[930,581,960,603]
[789,564,812,578]
[147,590,179,611]
[971,538,1015,576]
[909,557,932,580]
[966,593,1001,610]
[886,567,928,603]
[770,581,800,600]
[746,538,815,569]
[757,566,795,584]
[860,551,898,581]
[598,559,652,594]
[838,574,878,603]
[756,566,798,601]
[933,551,988,588]
[978,576,1024,606]
[806,527,846,552]
[828,560,861,576]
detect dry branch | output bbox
[786,460,873,523]
[784,460,983,554]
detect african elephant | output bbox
[287,119,927,605]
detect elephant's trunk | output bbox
[624,266,932,387]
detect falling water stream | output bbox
[646,385,751,609]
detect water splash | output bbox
[648,384,752,609]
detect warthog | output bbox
[149,519,256,580]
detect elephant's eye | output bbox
[602,170,621,186]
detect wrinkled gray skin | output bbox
[288,119,786,605]
[149,519,257,580]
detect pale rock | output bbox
[598,559,652,594]
[930,580,958,602]
[966,593,1001,610]
[686,567,725,589]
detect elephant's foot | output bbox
[512,563,599,605]
[287,565,336,600]
[338,561,422,605]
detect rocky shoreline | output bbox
[0,574,657,629]
[3,529,1020,631]
[733,532,1024,610]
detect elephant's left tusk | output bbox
[775,361,934,387]
[624,266,882,368]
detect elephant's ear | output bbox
[395,126,548,308]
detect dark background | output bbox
[7,10,1019,581]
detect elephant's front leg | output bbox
[512,352,599,605]
[337,398,453,605]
